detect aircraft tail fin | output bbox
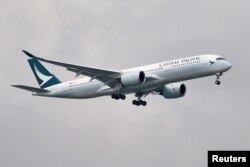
[23,51,61,88]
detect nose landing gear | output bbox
[215,80,221,85]
[215,73,222,85]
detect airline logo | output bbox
[33,64,53,86]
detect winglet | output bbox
[22,50,35,58]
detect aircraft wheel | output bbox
[132,100,147,106]
[111,94,116,99]
[121,95,126,100]
[215,80,221,85]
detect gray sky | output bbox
[1,0,250,167]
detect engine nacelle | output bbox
[161,83,186,99]
[121,71,146,87]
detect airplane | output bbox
[12,50,232,106]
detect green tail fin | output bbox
[27,57,61,88]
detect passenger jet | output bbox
[12,50,232,106]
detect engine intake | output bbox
[161,83,186,99]
[121,71,146,87]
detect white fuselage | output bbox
[34,54,232,98]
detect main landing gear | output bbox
[132,99,147,106]
[215,73,222,85]
[111,94,126,100]
[132,92,147,106]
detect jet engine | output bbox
[121,71,146,87]
[161,83,186,99]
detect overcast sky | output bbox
[1,0,250,167]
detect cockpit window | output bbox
[216,57,225,60]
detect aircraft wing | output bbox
[22,50,121,88]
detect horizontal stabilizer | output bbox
[11,85,49,93]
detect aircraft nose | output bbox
[224,61,232,70]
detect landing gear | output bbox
[215,73,222,85]
[215,80,221,85]
[121,95,126,100]
[132,92,147,106]
[132,100,147,106]
[111,94,126,100]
